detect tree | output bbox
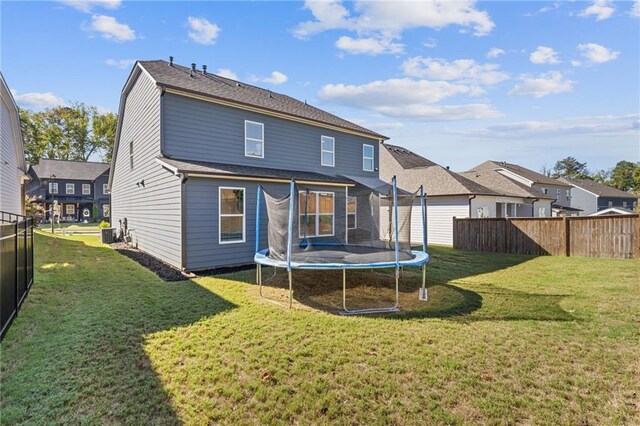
[19,102,117,164]
[609,161,640,192]
[551,157,590,179]
[591,169,610,184]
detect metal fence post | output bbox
[14,221,18,318]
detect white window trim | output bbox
[49,182,58,194]
[66,183,75,195]
[103,183,110,194]
[244,120,264,159]
[65,204,75,215]
[219,186,246,244]
[321,135,335,167]
[347,196,357,229]
[298,191,335,238]
[363,144,374,172]
[556,188,561,197]
[82,184,91,195]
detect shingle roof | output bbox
[381,144,498,196]
[157,157,352,184]
[473,160,570,187]
[558,177,638,198]
[384,144,437,169]
[30,159,110,181]
[460,169,555,200]
[138,60,386,140]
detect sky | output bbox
[1,0,639,173]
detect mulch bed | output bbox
[110,242,187,282]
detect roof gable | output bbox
[473,160,570,187]
[559,177,638,198]
[461,169,555,199]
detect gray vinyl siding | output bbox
[569,187,598,215]
[110,71,182,268]
[184,177,348,270]
[162,93,379,178]
[0,97,21,214]
[532,183,569,205]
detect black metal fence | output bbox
[1,211,34,339]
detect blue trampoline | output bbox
[254,176,430,314]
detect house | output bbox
[590,207,637,216]
[0,72,29,215]
[467,160,572,217]
[26,159,111,222]
[459,167,555,217]
[381,144,506,246]
[557,177,638,215]
[109,59,388,271]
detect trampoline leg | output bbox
[258,264,263,297]
[340,268,400,315]
[342,268,347,311]
[288,269,293,309]
[395,268,400,308]
[419,264,428,302]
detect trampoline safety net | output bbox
[262,179,420,266]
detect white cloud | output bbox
[529,46,560,64]
[293,0,495,53]
[486,48,505,58]
[96,106,113,114]
[87,14,136,42]
[631,0,640,17]
[318,78,501,121]
[453,113,640,139]
[348,118,404,132]
[524,2,561,16]
[580,0,615,21]
[10,89,65,109]
[401,57,509,86]
[335,35,404,55]
[423,38,437,49]
[576,43,620,64]
[508,71,574,98]
[251,71,289,85]
[104,58,136,69]
[216,68,238,80]
[187,16,220,45]
[58,0,120,13]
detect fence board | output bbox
[453,215,639,259]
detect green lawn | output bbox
[1,232,638,425]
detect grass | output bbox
[1,232,639,425]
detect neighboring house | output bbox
[470,160,573,217]
[0,72,29,215]
[459,168,555,218]
[381,144,505,246]
[590,207,637,216]
[109,59,387,271]
[558,177,638,215]
[26,159,111,222]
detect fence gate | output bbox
[1,211,34,339]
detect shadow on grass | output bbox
[1,233,237,425]
[222,245,574,322]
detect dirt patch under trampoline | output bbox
[110,242,186,282]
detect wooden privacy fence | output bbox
[453,215,640,259]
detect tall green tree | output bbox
[19,102,117,164]
[551,157,590,179]
[609,161,640,192]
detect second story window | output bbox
[556,188,561,197]
[129,141,134,170]
[49,182,58,194]
[82,184,90,195]
[66,183,75,194]
[541,187,549,195]
[363,144,374,172]
[321,136,335,167]
[566,189,571,199]
[623,201,628,208]
[244,120,264,158]
[103,184,110,194]
[608,201,613,207]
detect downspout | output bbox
[180,173,188,272]
[531,198,538,216]
[468,195,477,217]
[159,85,167,156]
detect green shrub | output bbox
[98,220,110,229]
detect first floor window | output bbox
[347,196,357,229]
[299,191,334,237]
[219,187,245,243]
[245,120,264,158]
[65,204,75,215]
[476,206,489,218]
[538,207,546,217]
[103,184,110,194]
[49,182,58,194]
[321,136,335,167]
[363,144,374,172]
[66,183,75,194]
[103,204,110,217]
[82,184,91,195]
